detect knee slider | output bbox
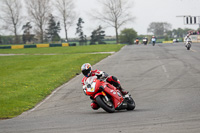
[91,102,100,110]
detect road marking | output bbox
[162,65,167,73]
[158,59,169,78]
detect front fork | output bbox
[94,91,109,101]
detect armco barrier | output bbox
[0,43,72,49]
[0,46,11,49]
[24,45,37,48]
[50,44,62,47]
[11,45,24,49]
[36,44,50,48]
[62,43,69,47]
[69,43,76,46]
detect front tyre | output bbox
[127,97,136,110]
[187,44,191,50]
[96,95,115,113]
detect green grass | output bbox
[0,44,124,119]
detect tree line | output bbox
[0,0,134,44]
[147,22,199,38]
[0,0,197,45]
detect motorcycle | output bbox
[143,38,148,45]
[152,38,156,46]
[185,41,192,50]
[83,76,135,113]
[135,39,139,45]
[152,41,155,46]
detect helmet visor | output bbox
[82,67,91,77]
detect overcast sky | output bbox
[65,0,200,38]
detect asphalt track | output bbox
[1,43,200,133]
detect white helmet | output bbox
[81,63,92,77]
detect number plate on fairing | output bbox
[86,82,96,92]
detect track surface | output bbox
[1,43,200,133]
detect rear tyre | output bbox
[96,95,115,113]
[126,97,136,110]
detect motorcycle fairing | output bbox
[103,84,124,108]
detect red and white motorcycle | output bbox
[83,76,135,113]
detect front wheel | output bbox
[126,97,136,110]
[187,44,191,50]
[96,95,115,113]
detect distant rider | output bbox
[81,63,128,110]
[135,38,139,44]
[143,37,148,45]
[145,37,148,43]
[151,36,156,42]
[184,34,192,47]
[151,36,156,46]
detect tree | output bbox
[90,26,106,44]
[54,0,77,41]
[76,18,87,45]
[0,35,2,44]
[119,28,137,44]
[45,14,61,42]
[147,22,172,37]
[22,22,33,43]
[26,0,52,43]
[0,0,23,43]
[92,0,134,44]
[166,27,194,38]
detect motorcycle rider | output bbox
[184,34,192,47]
[81,63,128,110]
[135,38,139,44]
[151,36,156,42]
[143,37,148,45]
[145,37,148,44]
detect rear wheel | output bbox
[96,95,115,113]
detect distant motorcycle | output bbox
[135,39,139,45]
[143,38,148,45]
[83,76,135,113]
[152,39,156,46]
[152,41,155,46]
[186,41,192,50]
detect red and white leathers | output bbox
[81,69,121,88]
[81,69,128,110]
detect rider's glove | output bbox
[96,71,104,79]
[96,72,108,79]
[83,85,87,95]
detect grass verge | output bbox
[0,44,124,119]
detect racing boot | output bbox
[117,85,129,96]
[107,76,129,95]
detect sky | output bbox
[64,0,200,38]
[1,0,199,38]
